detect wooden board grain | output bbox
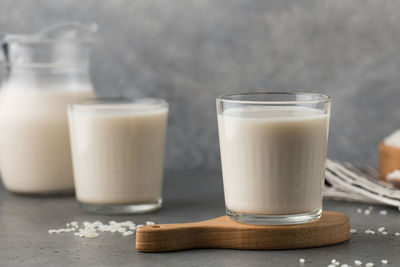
[136,211,350,252]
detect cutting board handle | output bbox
[136,211,350,252]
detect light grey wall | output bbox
[1,0,400,170]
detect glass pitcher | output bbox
[0,22,97,194]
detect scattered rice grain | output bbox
[123,231,134,236]
[49,220,155,239]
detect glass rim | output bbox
[3,38,94,45]
[3,22,97,45]
[5,62,89,69]
[68,97,168,110]
[217,92,331,104]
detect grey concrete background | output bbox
[1,0,400,170]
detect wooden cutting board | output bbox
[136,211,350,252]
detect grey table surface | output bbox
[1,171,399,267]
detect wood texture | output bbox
[136,211,350,252]
[379,142,400,181]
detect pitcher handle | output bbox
[0,33,9,83]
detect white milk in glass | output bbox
[218,106,329,215]
[68,102,168,206]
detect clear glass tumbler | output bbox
[217,92,331,225]
[68,98,168,214]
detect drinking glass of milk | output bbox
[68,98,168,214]
[217,92,331,225]
[0,22,96,194]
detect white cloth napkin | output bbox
[324,159,400,209]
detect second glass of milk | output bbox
[68,98,168,214]
[217,92,331,225]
